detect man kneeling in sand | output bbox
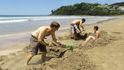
[82,26,100,46]
[27,21,61,65]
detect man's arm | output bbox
[79,20,85,32]
[51,32,61,46]
[80,24,84,32]
[51,32,57,42]
[38,29,48,46]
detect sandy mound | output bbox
[79,30,120,50]
[41,50,95,70]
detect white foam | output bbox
[0,19,28,24]
[0,16,117,24]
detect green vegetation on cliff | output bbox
[111,2,124,6]
[51,2,124,15]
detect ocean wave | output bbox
[0,19,28,24]
[0,16,85,24]
[0,16,117,24]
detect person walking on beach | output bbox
[82,26,100,46]
[26,21,61,65]
[70,18,86,40]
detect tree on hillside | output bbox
[51,2,124,15]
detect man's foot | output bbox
[26,62,29,65]
[26,60,31,65]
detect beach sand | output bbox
[0,16,124,70]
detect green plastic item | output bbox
[66,42,73,52]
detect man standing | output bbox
[71,18,86,40]
[26,21,61,65]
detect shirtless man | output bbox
[71,18,86,39]
[26,21,61,65]
[83,26,100,45]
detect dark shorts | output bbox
[29,35,47,55]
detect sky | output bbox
[0,0,124,15]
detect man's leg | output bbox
[26,53,34,65]
[41,52,46,62]
[85,36,95,43]
[39,43,47,63]
[81,36,95,46]
[26,42,38,65]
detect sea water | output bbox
[0,15,117,35]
